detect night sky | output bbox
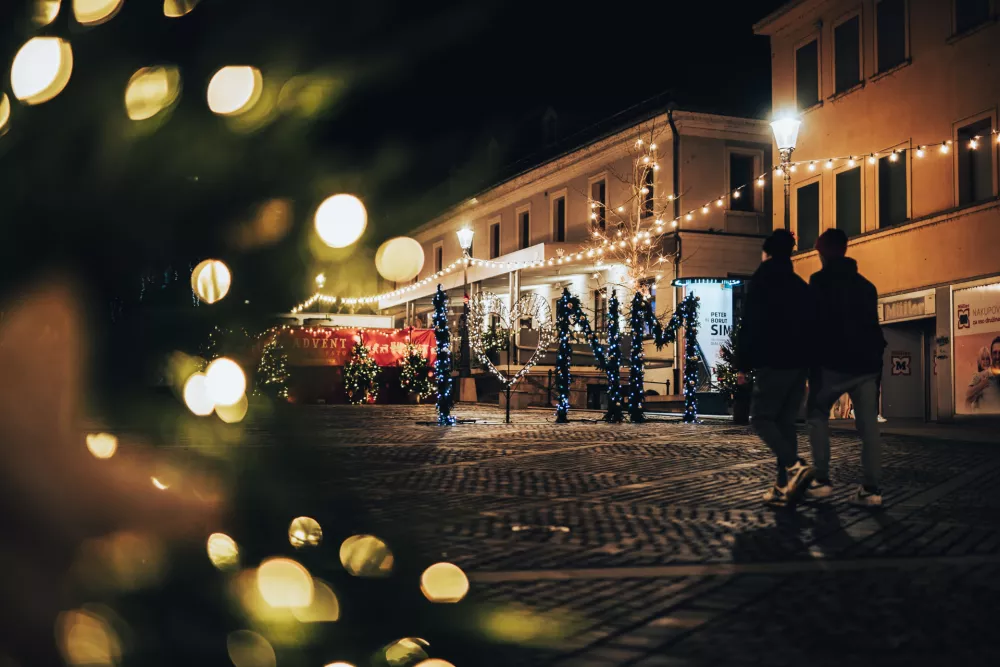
[0,0,786,317]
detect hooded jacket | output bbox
[808,256,886,375]
[735,257,811,372]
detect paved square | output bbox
[235,405,1000,666]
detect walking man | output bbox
[736,230,814,505]
[805,229,887,507]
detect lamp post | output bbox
[770,115,801,232]
[456,227,474,379]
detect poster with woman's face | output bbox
[954,282,1000,415]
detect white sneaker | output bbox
[877,415,888,423]
[849,485,883,508]
[785,459,815,498]
[805,479,833,498]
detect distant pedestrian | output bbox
[735,230,814,506]
[805,229,887,507]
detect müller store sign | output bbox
[879,291,936,324]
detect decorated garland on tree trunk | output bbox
[432,286,456,425]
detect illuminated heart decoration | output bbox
[469,292,554,388]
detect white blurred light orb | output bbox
[85,432,118,459]
[183,372,215,416]
[227,630,275,667]
[414,661,456,667]
[73,0,123,25]
[207,66,263,116]
[33,0,62,26]
[125,66,181,121]
[288,516,323,548]
[205,357,246,407]
[0,94,11,135]
[216,393,249,424]
[375,237,424,282]
[207,532,240,570]
[164,0,200,17]
[314,194,367,248]
[256,558,313,608]
[10,37,74,105]
[191,259,231,304]
[420,562,469,603]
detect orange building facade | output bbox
[755,0,1000,421]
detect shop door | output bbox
[881,323,926,420]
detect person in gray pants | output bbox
[805,229,887,507]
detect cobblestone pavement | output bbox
[246,405,1000,666]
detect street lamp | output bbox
[770,114,801,232]
[456,227,474,378]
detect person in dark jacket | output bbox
[804,228,887,507]
[735,230,814,505]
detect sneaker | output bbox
[849,485,883,508]
[877,414,888,423]
[763,484,790,506]
[784,459,815,498]
[805,478,833,498]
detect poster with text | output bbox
[685,283,733,385]
[953,281,1000,415]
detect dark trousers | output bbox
[750,367,808,485]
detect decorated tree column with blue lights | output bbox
[554,288,608,423]
[432,286,457,425]
[628,292,647,423]
[604,289,625,424]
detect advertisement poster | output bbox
[274,328,437,367]
[684,283,733,384]
[953,281,1000,415]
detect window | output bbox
[955,0,991,34]
[878,154,908,227]
[958,118,995,206]
[518,209,530,249]
[729,153,756,212]
[796,181,820,251]
[796,40,820,109]
[836,167,862,237]
[642,167,655,217]
[489,221,500,259]
[433,243,443,273]
[834,16,861,93]
[876,0,906,72]
[552,195,566,242]
[591,179,606,230]
[594,289,608,333]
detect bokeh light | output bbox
[290,579,340,622]
[151,476,170,490]
[163,0,199,17]
[33,0,62,25]
[205,357,246,407]
[191,259,231,304]
[277,74,341,118]
[216,393,249,423]
[288,516,322,548]
[75,531,166,592]
[56,608,122,666]
[480,604,575,646]
[0,93,10,135]
[10,37,74,105]
[256,558,313,608]
[382,638,429,666]
[183,372,215,416]
[232,199,293,249]
[124,66,181,121]
[414,661,456,667]
[85,432,118,459]
[314,194,367,248]
[339,534,394,577]
[207,66,263,116]
[73,0,123,25]
[227,630,276,667]
[420,562,469,603]
[375,237,425,282]
[324,663,355,667]
[207,532,240,570]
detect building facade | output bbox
[755,0,1000,421]
[373,110,774,406]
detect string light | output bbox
[701,205,709,214]
[848,157,856,167]
[969,136,980,150]
[940,141,950,154]
[825,159,834,169]
[757,177,766,187]
[889,150,899,162]
[868,153,877,164]
[733,190,741,198]
[808,161,816,171]
[916,146,925,158]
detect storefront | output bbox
[951,278,1000,418]
[878,289,937,421]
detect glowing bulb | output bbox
[686,213,693,221]
[868,153,877,164]
[701,206,709,214]
[125,66,181,121]
[183,373,214,416]
[207,66,263,116]
[376,237,424,282]
[617,206,624,213]
[825,160,834,169]
[73,0,123,25]
[10,37,73,105]
[86,432,118,459]
[642,156,650,164]
[916,146,925,158]
[257,558,313,608]
[650,143,656,150]
[940,142,950,154]
[205,357,246,407]
[969,137,980,150]
[672,220,678,227]
[889,151,899,162]
[789,164,797,172]
[733,190,741,199]
[757,177,765,187]
[420,563,470,603]
[808,162,816,171]
[716,198,723,207]
[315,194,367,248]
[191,259,231,304]
[848,157,856,167]
[774,167,783,177]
